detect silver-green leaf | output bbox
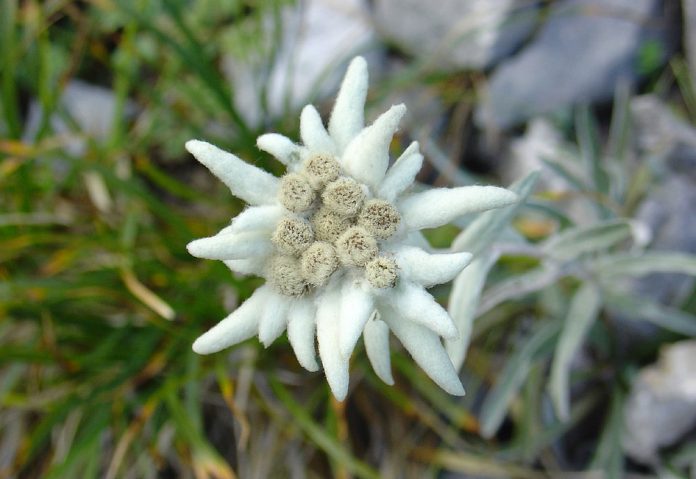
[549,283,602,421]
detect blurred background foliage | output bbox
[1,0,695,478]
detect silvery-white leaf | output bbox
[542,219,632,260]
[591,252,696,279]
[445,252,497,370]
[477,264,562,317]
[549,283,602,421]
[453,171,539,256]
[604,291,696,337]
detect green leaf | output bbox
[548,283,602,420]
[542,219,632,260]
[604,292,696,336]
[479,320,560,438]
[592,252,696,279]
[453,171,539,257]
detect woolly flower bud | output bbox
[301,241,339,286]
[303,153,340,190]
[357,199,401,239]
[278,173,315,212]
[322,177,365,217]
[267,255,308,296]
[311,207,352,243]
[336,226,378,267]
[271,217,314,256]
[365,256,398,289]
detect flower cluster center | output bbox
[267,153,400,295]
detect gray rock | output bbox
[373,0,539,70]
[623,340,696,464]
[21,80,137,213]
[632,95,696,180]
[23,80,134,157]
[504,118,599,224]
[222,0,377,127]
[633,176,696,304]
[629,96,696,305]
[684,0,696,84]
[506,118,566,189]
[477,0,673,129]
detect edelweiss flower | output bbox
[187,57,516,400]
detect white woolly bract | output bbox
[328,56,368,152]
[338,281,375,358]
[256,133,300,167]
[229,205,285,233]
[287,298,319,372]
[399,186,518,230]
[395,247,473,287]
[187,231,273,260]
[316,285,349,401]
[300,105,336,154]
[378,141,423,202]
[192,285,271,354]
[363,317,394,385]
[381,305,465,396]
[341,104,406,189]
[224,257,267,276]
[186,140,279,205]
[386,281,459,339]
[258,292,290,347]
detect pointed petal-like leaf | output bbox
[378,141,422,202]
[342,104,406,189]
[258,293,290,347]
[338,281,375,358]
[381,305,464,395]
[224,257,268,276]
[287,298,319,372]
[229,205,284,233]
[395,246,472,287]
[187,231,272,260]
[364,316,393,385]
[329,57,368,152]
[256,133,301,167]
[316,286,349,400]
[186,140,278,205]
[192,286,271,354]
[300,105,335,154]
[387,281,458,339]
[399,186,518,230]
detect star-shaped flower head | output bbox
[186,57,517,400]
